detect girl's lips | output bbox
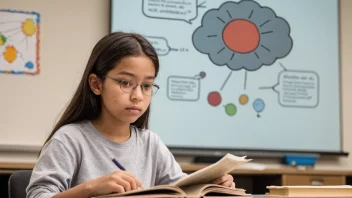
[126,106,141,114]
[126,106,141,111]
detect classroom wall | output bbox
[0,0,351,168]
[339,0,352,167]
[0,0,110,161]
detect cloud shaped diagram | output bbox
[192,0,293,71]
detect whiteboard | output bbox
[111,0,342,153]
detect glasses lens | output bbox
[120,81,134,93]
[120,81,159,96]
[151,85,159,96]
[142,84,159,96]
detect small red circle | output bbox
[223,19,260,53]
[208,91,221,106]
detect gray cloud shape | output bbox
[192,0,293,71]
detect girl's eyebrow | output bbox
[145,76,155,80]
[116,71,134,77]
[116,71,155,80]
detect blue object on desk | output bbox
[284,154,319,166]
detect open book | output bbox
[94,153,252,197]
[266,185,352,197]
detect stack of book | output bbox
[266,185,352,197]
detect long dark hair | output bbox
[42,32,159,149]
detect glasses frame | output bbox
[103,75,160,96]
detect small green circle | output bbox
[0,34,6,46]
[225,103,237,116]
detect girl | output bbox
[26,32,234,198]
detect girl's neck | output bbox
[91,114,131,143]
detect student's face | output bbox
[100,55,156,124]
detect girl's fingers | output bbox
[212,176,227,184]
[110,173,132,191]
[121,174,137,190]
[218,180,232,187]
[123,172,144,189]
[107,182,125,193]
[114,176,132,191]
[212,174,233,187]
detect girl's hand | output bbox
[85,170,144,197]
[211,174,234,187]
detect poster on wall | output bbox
[0,9,40,75]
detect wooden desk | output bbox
[182,163,352,175]
[1,162,352,195]
[0,162,35,170]
[181,164,352,194]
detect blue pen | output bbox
[112,158,126,171]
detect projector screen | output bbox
[111,0,343,155]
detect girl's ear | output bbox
[88,73,103,95]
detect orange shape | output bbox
[3,46,17,63]
[223,19,260,53]
[239,94,249,105]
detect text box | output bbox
[276,70,319,108]
[142,0,198,24]
[167,76,200,101]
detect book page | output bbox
[93,185,186,198]
[181,184,246,196]
[174,153,251,187]
[267,185,352,197]
[268,185,352,189]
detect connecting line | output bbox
[259,84,279,94]
[244,71,248,90]
[279,62,287,71]
[1,27,20,34]
[272,84,279,94]
[0,21,22,25]
[197,1,206,8]
[259,86,273,90]
[18,36,26,47]
[17,51,25,61]
[26,37,29,51]
[169,48,178,52]
[6,30,22,38]
[220,71,233,91]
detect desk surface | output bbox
[181,164,352,176]
[1,162,352,176]
[0,162,34,169]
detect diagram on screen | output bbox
[142,0,207,24]
[191,0,297,117]
[142,0,207,56]
[167,71,206,101]
[139,0,321,117]
[145,36,189,56]
[260,63,320,109]
[0,9,40,75]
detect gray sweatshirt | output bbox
[26,120,187,198]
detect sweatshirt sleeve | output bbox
[154,135,187,185]
[26,139,78,198]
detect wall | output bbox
[0,0,110,162]
[339,0,352,167]
[0,0,351,168]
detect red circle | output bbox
[208,91,221,106]
[223,19,260,53]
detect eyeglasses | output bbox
[104,75,160,96]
